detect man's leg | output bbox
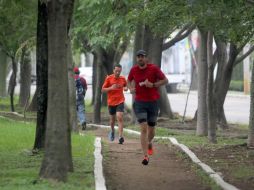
[77,101,85,126]
[147,126,155,155]
[140,122,149,165]
[116,111,124,137]
[108,114,115,141]
[147,101,158,154]
[109,114,115,133]
[140,122,148,156]
[147,126,155,143]
[116,111,125,144]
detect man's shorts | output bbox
[133,100,159,126]
[108,102,124,115]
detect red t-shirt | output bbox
[102,74,127,106]
[128,63,166,101]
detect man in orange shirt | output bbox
[102,64,128,144]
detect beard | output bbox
[138,61,145,67]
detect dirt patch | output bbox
[192,144,254,190]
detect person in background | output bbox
[127,50,168,165]
[102,64,128,144]
[74,67,87,130]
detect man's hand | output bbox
[144,79,153,88]
[129,87,136,94]
[111,84,121,89]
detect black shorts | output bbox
[108,102,124,115]
[133,100,158,124]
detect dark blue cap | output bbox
[136,49,146,56]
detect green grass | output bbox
[0,117,95,190]
[0,96,22,112]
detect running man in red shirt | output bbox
[127,50,168,165]
[102,64,128,144]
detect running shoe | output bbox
[142,155,149,165]
[148,143,153,155]
[118,137,124,144]
[108,131,115,141]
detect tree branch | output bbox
[234,45,254,65]
[162,24,196,51]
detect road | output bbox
[86,86,250,125]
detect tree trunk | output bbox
[91,55,96,105]
[40,0,74,182]
[66,37,74,172]
[213,40,228,129]
[207,31,216,143]
[188,34,198,90]
[8,57,17,112]
[196,28,208,136]
[214,42,239,129]
[93,51,103,123]
[0,50,8,97]
[27,89,38,111]
[248,59,254,148]
[33,0,48,150]
[68,44,78,132]
[19,47,31,107]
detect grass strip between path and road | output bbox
[0,116,95,190]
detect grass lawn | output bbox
[0,116,95,190]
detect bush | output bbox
[229,80,243,91]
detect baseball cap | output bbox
[73,67,80,74]
[136,49,146,56]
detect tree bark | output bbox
[8,57,17,112]
[66,37,74,172]
[68,40,77,132]
[39,0,74,182]
[93,50,103,123]
[188,34,198,90]
[33,0,48,150]
[91,49,109,121]
[248,59,254,148]
[196,28,208,136]
[19,47,31,107]
[207,31,216,143]
[214,41,238,129]
[0,50,8,97]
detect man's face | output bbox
[136,55,146,67]
[113,66,122,78]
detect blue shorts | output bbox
[108,102,124,115]
[133,100,158,125]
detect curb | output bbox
[94,137,106,190]
[88,124,240,190]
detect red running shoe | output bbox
[142,155,149,165]
[147,143,153,155]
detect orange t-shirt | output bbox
[102,74,127,106]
